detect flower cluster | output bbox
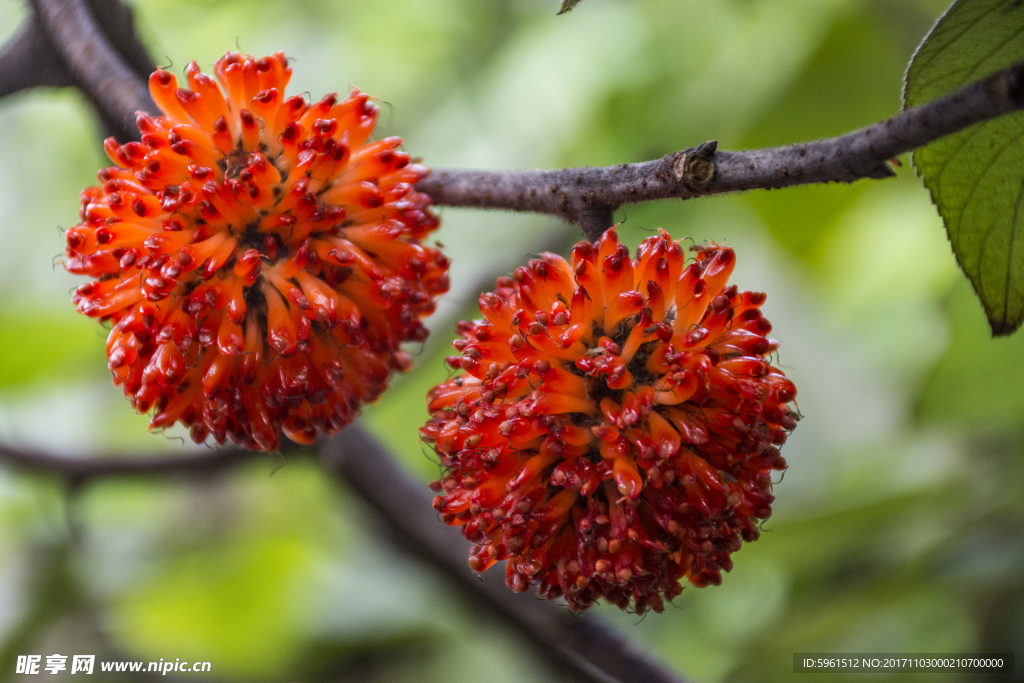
[66,52,449,450]
[421,229,797,613]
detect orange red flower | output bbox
[421,229,796,613]
[66,51,449,450]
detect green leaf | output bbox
[558,0,582,15]
[904,0,1024,335]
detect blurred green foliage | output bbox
[1,0,1022,681]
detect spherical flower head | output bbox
[66,52,449,450]
[421,229,797,613]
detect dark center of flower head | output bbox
[422,228,798,614]
[65,51,449,451]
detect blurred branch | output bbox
[417,60,1024,239]
[26,0,156,139]
[0,441,274,482]
[322,423,691,683]
[0,12,74,97]
[76,0,158,83]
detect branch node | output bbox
[674,139,718,188]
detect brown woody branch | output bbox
[26,0,156,139]
[0,11,75,97]
[417,61,1024,240]
[0,441,276,482]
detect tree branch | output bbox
[81,0,159,85]
[0,13,74,98]
[28,0,156,140]
[321,423,691,683]
[0,441,276,482]
[1,0,157,97]
[416,60,1024,231]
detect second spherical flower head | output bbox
[422,229,798,613]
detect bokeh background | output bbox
[1,0,1021,681]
